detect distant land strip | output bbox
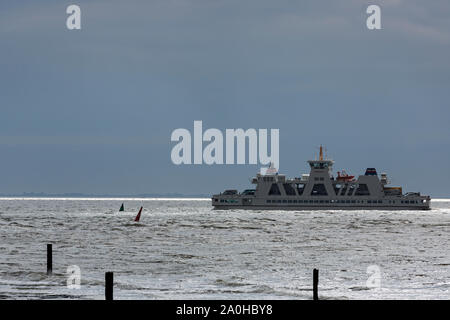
[0,192,210,198]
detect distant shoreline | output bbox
[0,193,210,199]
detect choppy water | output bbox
[0,198,449,300]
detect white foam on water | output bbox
[0,199,449,299]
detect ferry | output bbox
[212,146,431,210]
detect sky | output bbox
[0,0,450,197]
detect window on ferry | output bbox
[311,162,329,169]
[296,184,305,195]
[348,184,356,196]
[268,183,281,196]
[355,184,370,196]
[311,184,328,196]
[223,189,238,195]
[283,183,297,196]
[340,184,348,195]
[334,184,342,195]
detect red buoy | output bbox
[134,206,143,222]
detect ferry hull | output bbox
[212,205,431,211]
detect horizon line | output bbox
[1,197,450,202]
[0,197,211,201]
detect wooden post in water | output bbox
[105,272,114,300]
[313,268,319,300]
[47,244,52,275]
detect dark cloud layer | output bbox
[0,1,449,196]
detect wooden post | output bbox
[105,272,113,300]
[47,244,52,275]
[313,268,319,300]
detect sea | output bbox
[0,198,449,300]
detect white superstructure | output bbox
[212,146,431,210]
